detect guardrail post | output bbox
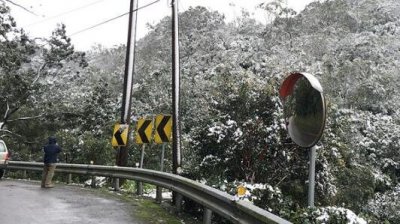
[67,173,72,184]
[137,182,143,195]
[156,187,162,203]
[91,176,96,188]
[203,208,212,224]
[175,193,183,212]
[90,161,96,188]
[114,178,120,191]
[23,170,27,179]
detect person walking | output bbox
[41,136,62,188]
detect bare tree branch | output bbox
[4,62,47,122]
[0,130,38,144]
[275,174,289,187]
[31,62,47,86]
[0,129,22,138]
[3,101,10,120]
[3,106,20,123]
[7,114,43,122]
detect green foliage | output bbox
[335,166,375,212]
[366,184,400,223]
[253,185,298,219]
[74,133,113,165]
[44,23,75,68]
[121,180,155,194]
[291,206,367,224]
[191,72,284,184]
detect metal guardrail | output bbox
[6,161,291,224]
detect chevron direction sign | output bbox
[154,114,172,144]
[112,124,129,147]
[135,118,153,144]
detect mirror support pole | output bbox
[308,145,317,207]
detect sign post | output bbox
[154,114,172,202]
[135,118,153,195]
[156,143,166,203]
[279,72,326,208]
[137,144,145,195]
[308,145,317,207]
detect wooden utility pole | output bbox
[171,0,181,176]
[116,0,138,168]
[171,0,183,210]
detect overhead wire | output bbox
[4,0,38,16]
[69,0,161,37]
[26,0,107,27]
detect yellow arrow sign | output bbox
[135,118,153,144]
[154,114,172,144]
[112,124,129,147]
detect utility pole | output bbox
[171,0,183,210]
[116,0,139,167]
[171,0,181,175]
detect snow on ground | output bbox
[144,189,173,199]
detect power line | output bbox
[69,0,160,37]
[4,0,38,16]
[26,0,107,27]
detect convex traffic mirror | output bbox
[279,72,326,148]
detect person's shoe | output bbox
[45,184,55,188]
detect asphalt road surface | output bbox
[0,179,142,224]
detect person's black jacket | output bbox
[43,136,61,164]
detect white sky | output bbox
[8,0,315,51]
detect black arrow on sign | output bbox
[114,128,125,146]
[157,116,171,142]
[138,120,152,143]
